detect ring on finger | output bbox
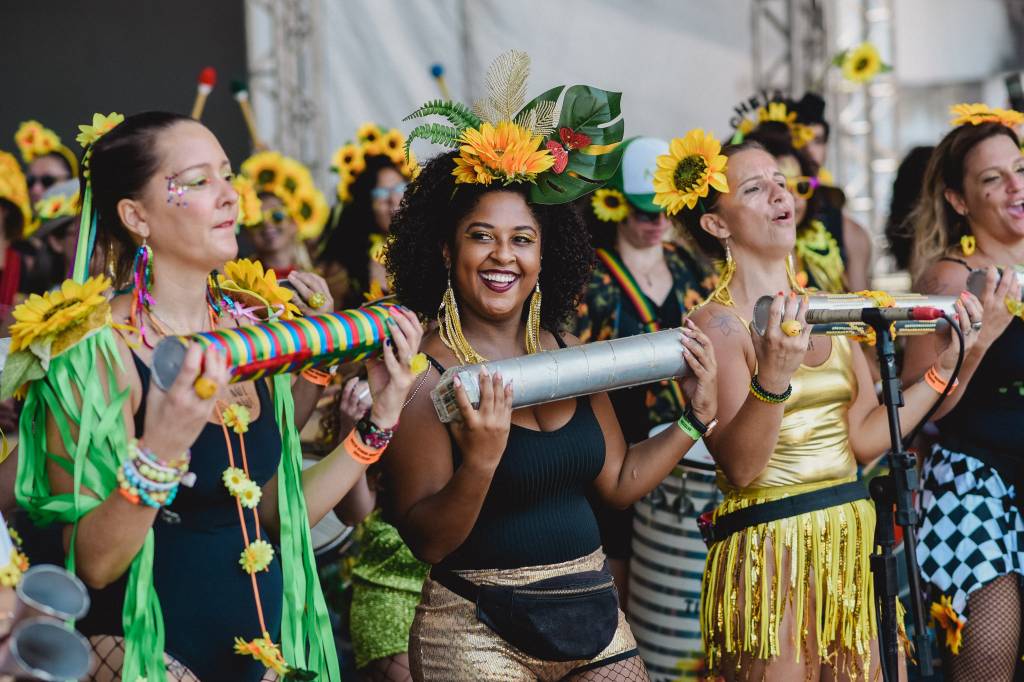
[193,376,217,400]
[972,321,983,331]
[308,292,327,310]
[780,320,803,337]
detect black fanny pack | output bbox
[430,563,619,662]
[698,480,868,546]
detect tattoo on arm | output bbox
[709,314,743,337]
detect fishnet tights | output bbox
[359,653,412,682]
[562,655,650,681]
[946,573,1022,682]
[86,635,281,681]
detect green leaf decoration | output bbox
[404,123,462,156]
[472,49,531,123]
[527,85,626,205]
[0,350,43,400]
[402,99,481,131]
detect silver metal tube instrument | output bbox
[752,293,958,337]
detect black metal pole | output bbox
[866,312,933,680]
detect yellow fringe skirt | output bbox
[700,476,880,676]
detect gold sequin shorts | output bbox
[408,549,640,681]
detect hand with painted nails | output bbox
[448,366,514,473]
[365,307,424,429]
[679,318,718,425]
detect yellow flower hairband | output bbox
[732,101,815,149]
[330,123,419,204]
[76,112,125,177]
[14,120,80,177]
[949,103,1024,129]
[239,151,330,241]
[653,129,730,216]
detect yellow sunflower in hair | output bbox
[949,103,1024,129]
[336,177,353,204]
[453,121,555,186]
[289,188,330,241]
[241,151,284,191]
[277,157,312,197]
[653,129,729,216]
[382,129,405,159]
[592,188,629,223]
[841,42,886,84]
[358,123,385,156]
[332,143,366,175]
[232,175,262,227]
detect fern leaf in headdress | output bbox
[404,123,462,155]
[403,100,481,131]
[473,49,531,123]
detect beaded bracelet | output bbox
[356,417,397,450]
[116,441,190,509]
[924,365,959,394]
[749,374,792,404]
[342,428,384,465]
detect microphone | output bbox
[752,293,958,337]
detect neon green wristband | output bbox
[676,412,702,441]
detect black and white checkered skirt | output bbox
[916,444,1024,622]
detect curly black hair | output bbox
[385,151,594,332]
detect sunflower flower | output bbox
[10,275,111,354]
[653,129,729,216]
[336,178,353,204]
[75,112,125,148]
[453,121,555,186]
[241,151,284,190]
[358,123,384,156]
[234,635,289,675]
[288,188,330,242]
[35,192,80,221]
[218,258,301,320]
[382,128,405,158]
[840,43,886,84]
[949,103,1024,129]
[238,480,263,509]
[930,595,964,655]
[222,404,252,434]
[222,467,250,496]
[239,539,275,574]
[233,175,262,228]
[591,188,629,223]
[331,143,366,175]
[15,121,62,161]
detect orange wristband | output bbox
[342,428,384,464]
[924,366,958,394]
[301,368,332,386]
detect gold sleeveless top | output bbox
[744,335,858,488]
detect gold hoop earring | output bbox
[438,270,486,365]
[525,279,542,355]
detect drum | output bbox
[628,427,721,681]
[302,457,355,558]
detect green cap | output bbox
[606,136,669,213]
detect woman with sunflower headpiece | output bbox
[316,123,417,309]
[901,105,1024,680]
[676,133,983,680]
[382,50,718,681]
[11,110,424,682]
[572,136,715,659]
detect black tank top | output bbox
[430,336,607,571]
[78,352,284,682]
[934,257,1024,497]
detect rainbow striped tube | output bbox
[150,305,393,390]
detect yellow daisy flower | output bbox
[930,595,964,655]
[239,539,275,574]
[222,466,250,496]
[75,112,125,148]
[332,143,366,175]
[238,480,263,509]
[233,635,289,675]
[0,563,21,588]
[452,121,555,186]
[653,129,729,216]
[222,404,251,434]
[232,175,261,228]
[949,103,1024,129]
[591,188,629,223]
[218,258,301,320]
[10,275,111,354]
[842,43,884,84]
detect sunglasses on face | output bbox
[26,174,67,190]
[786,175,820,199]
[261,209,288,225]
[370,182,408,201]
[633,209,663,223]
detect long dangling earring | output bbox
[129,240,156,346]
[525,279,542,355]
[707,240,736,307]
[437,270,487,365]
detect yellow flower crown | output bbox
[949,103,1024,129]
[330,123,419,203]
[14,120,80,177]
[75,112,125,177]
[653,129,729,216]
[0,152,35,234]
[239,151,330,240]
[734,101,815,149]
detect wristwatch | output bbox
[684,405,718,438]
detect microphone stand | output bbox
[864,310,933,681]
